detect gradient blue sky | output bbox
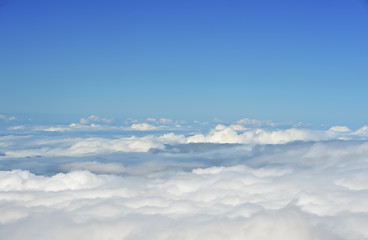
[1,0,367,126]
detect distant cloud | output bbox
[237,117,276,126]
[79,115,113,125]
[146,117,157,122]
[159,118,172,124]
[354,125,368,136]
[60,161,127,174]
[130,123,157,131]
[329,126,351,132]
[2,118,368,159]
[8,126,24,130]
[0,114,16,121]
[187,124,329,144]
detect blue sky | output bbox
[1,0,368,126]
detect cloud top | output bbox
[1,117,368,239]
[1,139,368,239]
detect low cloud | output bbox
[1,140,368,239]
[130,123,157,131]
[79,115,113,125]
[1,117,368,239]
[59,161,127,174]
[186,124,347,144]
[1,120,368,159]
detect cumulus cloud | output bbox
[1,140,368,239]
[0,132,191,159]
[187,124,328,144]
[130,122,157,131]
[2,120,368,159]
[1,117,368,239]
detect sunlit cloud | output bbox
[1,117,368,239]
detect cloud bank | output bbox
[1,116,368,239]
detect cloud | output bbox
[0,136,163,158]
[2,120,368,159]
[329,126,351,132]
[41,123,108,132]
[187,124,328,144]
[1,117,368,239]
[159,118,173,124]
[145,118,173,124]
[0,114,16,121]
[1,140,368,239]
[354,125,368,136]
[130,123,157,131]
[79,115,113,125]
[59,161,127,174]
[8,126,25,130]
[237,117,276,127]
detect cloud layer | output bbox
[2,115,368,159]
[1,116,368,239]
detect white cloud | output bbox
[79,115,113,125]
[146,117,158,122]
[354,125,368,136]
[237,117,276,127]
[1,140,368,239]
[159,118,173,124]
[329,126,351,132]
[2,119,368,159]
[41,123,106,132]
[187,124,330,145]
[2,113,368,239]
[130,123,157,131]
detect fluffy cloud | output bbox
[2,121,368,159]
[130,123,157,131]
[1,117,368,239]
[187,124,333,144]
[1,140,368,239]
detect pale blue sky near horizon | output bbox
[1,0,368,127]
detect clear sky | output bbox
[1,0,367,126]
